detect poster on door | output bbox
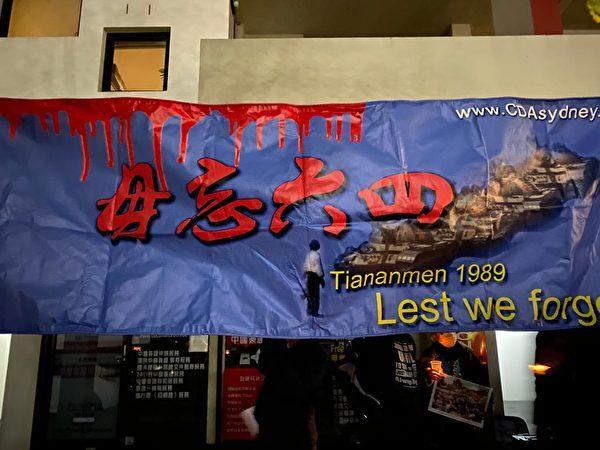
[221,336,263,441]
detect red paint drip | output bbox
[124,119,135,166]
[37,114,48,132]
[0,98,365,186]
[102,119,114,168]
[51,111,60,134]
[278,117,286,149]
[79,133,90,182]
[89,120,97,137]
[350,111,362,143]
[234,126,244,167]
[255,116,265,150]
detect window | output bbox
[0,0,82,37]
[102,31,170,92]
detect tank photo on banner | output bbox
[1,97,600,336]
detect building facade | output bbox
[1,1,600,449]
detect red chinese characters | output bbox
[96,163,172,241]
[270,157,348,236]
[358,172,454,224]
[96,158,454,243]
[176,158,264,243]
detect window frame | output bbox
[0,0,13,37]
[101,31,171,93]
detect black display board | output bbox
[120,336,210,448]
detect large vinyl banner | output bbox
[1,97,600,336]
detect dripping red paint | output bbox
[0,98,365,189]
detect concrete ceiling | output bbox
[236,0,495,37]
[235,0,600,37]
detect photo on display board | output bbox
[428,375,492,429]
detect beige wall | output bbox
[0,334,10,422]
[0,0,231,102]
[198,35,600,103]
[0,336,41,450]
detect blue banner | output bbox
[1,97,600,336]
